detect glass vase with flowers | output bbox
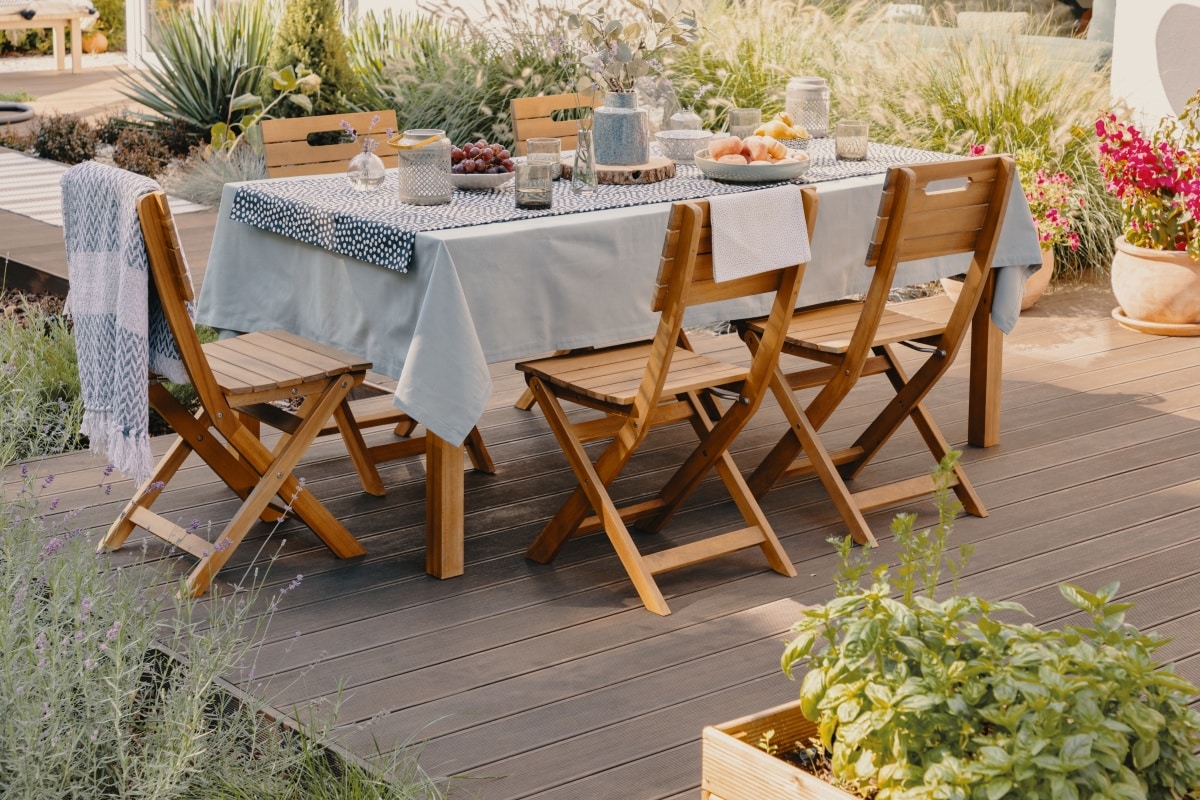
[342,114,392,192]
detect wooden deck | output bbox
[10,282,1200,799]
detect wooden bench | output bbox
[0,6,96,73]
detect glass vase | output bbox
[346,150,386,192]
[571,126,598,196]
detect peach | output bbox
[741,135,771,162]
[707,136,743,160]
[717,154,749,165]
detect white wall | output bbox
[1111,0,1200,125]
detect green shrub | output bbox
[112,127,173,177]
[161,143,268,207]
[30,113,95,164]
[359,0,580,148]
[781,456,1200,800]
[120,2,277,138]
[0,293,84,463]
[262,0,359,116]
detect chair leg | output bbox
[331,401,386,497]
[513,385,538,411]
[525,378,670,614]
[184,379,365,596]
[99,434,192,553]
[464,426,496,474]
[851,346,986,518]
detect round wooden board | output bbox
[560,155,675,185]
[1112,306,1200,336]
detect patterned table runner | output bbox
[229,139,953,273]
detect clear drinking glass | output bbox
[571,127,599,196]
[515,162,554,209]
[835,119,869,161]
[728,107,762,138]
[527,137,562,179]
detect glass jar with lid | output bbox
[785,77,829,139]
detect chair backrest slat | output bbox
[510,93,600,156]
[868,158,1004,266]
[261,111,399,177]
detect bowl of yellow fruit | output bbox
[755,112,810,150]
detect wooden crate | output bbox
[701,699,856,800]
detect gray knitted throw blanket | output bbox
[61,161,190,483]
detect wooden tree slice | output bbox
[560,155,675,185]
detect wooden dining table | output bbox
[197,139,1043,580]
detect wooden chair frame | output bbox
[261,110,399,178]
[510,92,600,157]
[516,187,819,615]
[740,156,1015,546]
[99,192,388,596]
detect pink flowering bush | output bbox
[1095,94,1200,258]
[969,144,1083,253]
[1027,169,1083,251]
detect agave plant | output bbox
[120,1,278,139]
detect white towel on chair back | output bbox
[708,184,811,283]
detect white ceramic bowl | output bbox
[655,129,714,163]
[450,171,514,190]
[693,151,811,183]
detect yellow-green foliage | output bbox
[264,0,358,115]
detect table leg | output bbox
[425,431,465,578]
[968,270,1003,447]
[52,22,65,72]
[70,17,82,74]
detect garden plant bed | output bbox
[702,699,858,800]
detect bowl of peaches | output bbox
[693,134,810,183]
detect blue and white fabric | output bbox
[230,140,950,274]
[61,161,190,483]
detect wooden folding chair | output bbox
[260,110,399,178]
[739,155,1015,546]
[98,191,391,596]
[516,187,819,615]
[510,92,600,156]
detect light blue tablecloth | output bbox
[198,162,1042,446]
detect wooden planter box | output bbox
[701,699,857,800]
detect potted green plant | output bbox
[569,0,700,166]
[702,456,1200,800]
[942,149,1083,312]
[1096,90,1200,333]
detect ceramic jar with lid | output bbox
[396,128,452,205]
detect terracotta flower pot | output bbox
[1111,236,1200,327]
[940,247,1054,312]
[81,31,108,54]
